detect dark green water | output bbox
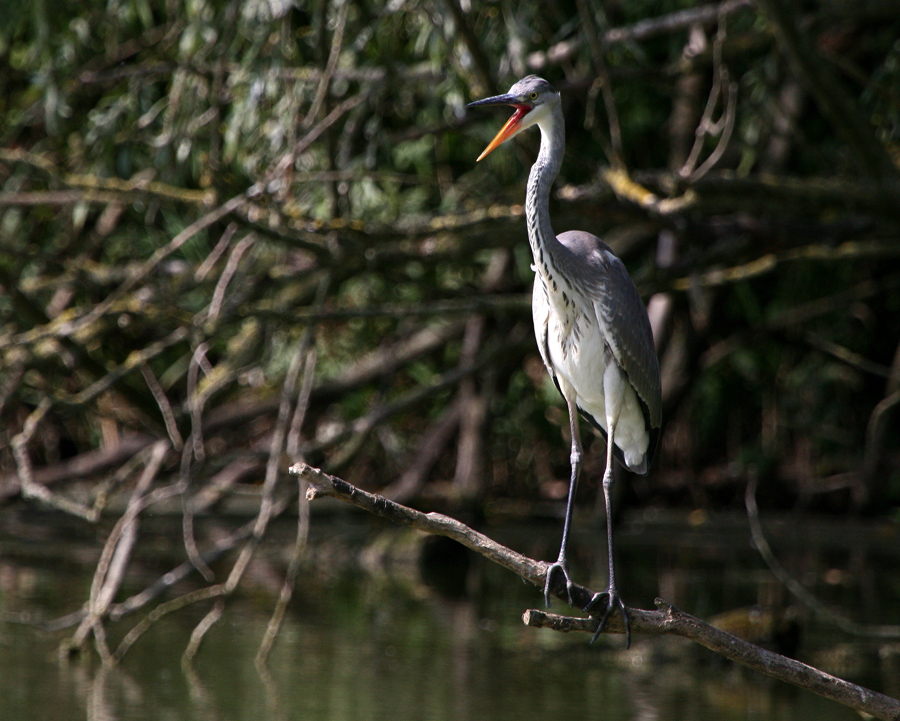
[1,509,897,720]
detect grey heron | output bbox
[467,76,661,645]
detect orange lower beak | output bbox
[475,106,529,162]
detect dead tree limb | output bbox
[293,463,543,584]
[526,0,755,72]
[524,605,900,721]
[291,462,900,721]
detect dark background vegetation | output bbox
[1,0,899,661]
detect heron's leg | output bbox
[584,370,631,646]
[543,393,582,607]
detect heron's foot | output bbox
[584,588,631,648]
[543,560,576,608]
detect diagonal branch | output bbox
[293,463,544,585]
[523,604,900,721]
[290,463,900,721]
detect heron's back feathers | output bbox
[558,232,661,426]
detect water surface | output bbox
[1,509,895,720]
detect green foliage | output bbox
[1,0,899,518]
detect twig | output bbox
[601,167,696,216]
[268,295,529,323]
[67,440,171,655]
[46,469,261,651]
[804,333,900,383]
[313,321,466,399]
[141,365,184,451]
[304,2,349,128]
[183,342,214,582]
[700,277,896,371]
[381,399,462,503]
[287,348,318,460]
[195,222,238,282]
[453,249,508,498]
[191,456,262,514]
[454,321,487,497]
[559,169,900,218]
[255,469,310,667]
[0,320,468,504]
[113,584,228,662]
[108,493,295,624]
[273,93,367,181]
[669,240,900,292]
[11,399,96,521]
[65,327,190,407]
[182,599,225,670]
[0,148,214,206]
[745,474,900,639]
[679,11,738,181]
[291,463,900,721]
[527,0,755,71]
[2,191,249,350]
[206,233,256,324]
[605,0,754,45]
[576,0,623,166]
[189,277,330,662]
[202,341,305,659]
[0,434,156,502]
[863,392,900,489]
[90,617,114,665]
[93,441,171,617]
[309,336,515,469]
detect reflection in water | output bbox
[0,514,895,720]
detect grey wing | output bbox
[558,231,662,429]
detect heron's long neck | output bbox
[526,108,565,274]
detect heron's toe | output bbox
[542,561,576,607]
[585,589,631,647]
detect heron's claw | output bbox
[584,588,631,647]
[543,560,576,608]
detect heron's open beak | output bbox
[466,93,531,162]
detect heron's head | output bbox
[466,76,560,161]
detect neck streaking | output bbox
[525,106,565,277]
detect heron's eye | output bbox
[529,92,538,100]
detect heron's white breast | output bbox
[533,275,651,469]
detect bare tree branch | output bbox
[291,463,900,721]
[0,434,155,502]
[11,399,96,521]
[68,440,171,655]
[679,13,738,181]
[293,463,543,583]
[523,604,900,721]
[527,0,755,72]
